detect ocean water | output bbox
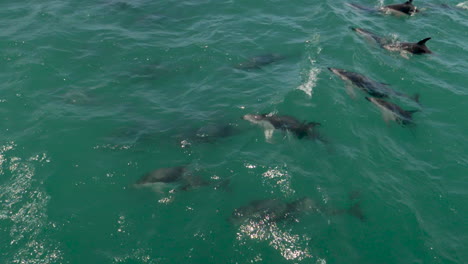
[0,0,467,263]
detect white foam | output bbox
[297,58,321,97]
[457,1,468,9]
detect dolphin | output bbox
[348,0,419,16]
[135,166,187,184]
[328,67,419,102]
[235,53,285,70]
[351,27,388,46]
[381,0,419,15]
[134,166,210,192]
[191,123,239,143]
[382,37,432,55]
[178,123,240,148]
[366,97,419,125]
[242,113,322,142]
[230,197,365,225]
[229,198,318,225]
[352,27,432,57]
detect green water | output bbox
[1,0,467,263]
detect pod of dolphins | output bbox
[134,0,453,226]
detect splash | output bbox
[457,1,468,9]
[297,58,321,97]
[109,248,159,264]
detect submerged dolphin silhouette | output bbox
[135,166,231,192]
[366,97,419,125]
[230,197,365,225]
[134,166,212,192]
[230,198,316,225]
[328,67,419,102]
[235,53,285,70]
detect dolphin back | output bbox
[351,27,386,46]
[384,0,418,15]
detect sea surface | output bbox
[1,0,467,263]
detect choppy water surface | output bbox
[1,0,467,263]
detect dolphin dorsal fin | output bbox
[406,0,413,4]
[406,110,419,117]
[417,37,431,45]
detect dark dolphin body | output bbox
[136,166,187,184]
[382,0,419,15]
[177,123,240,148]
[230,197,365,225]
[192,123,238,143]
[242,114,322,142]
[348,0,419,16]
[366,97,419,125]
[235,53,285,70]
[328,67,419,102]
[383,37,432,55]
[135,166,210,191]
[352,27,432,55]
[229,198,318,224]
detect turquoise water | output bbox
[1,0,467,263]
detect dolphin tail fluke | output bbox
[418,37,431,45]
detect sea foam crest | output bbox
[297,57,320,97]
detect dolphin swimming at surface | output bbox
[352,27,432,57]
[348,0,419,16]
[229,197,365,225]
[366,97,419,125]
[381,0,419,15]
[178,122,240,148]
[242,113,322,142]
[235,53,285,70]
[328,67,419,102]
[134,166,211,192]
[229,198,316,225]
[383,37,432,55]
